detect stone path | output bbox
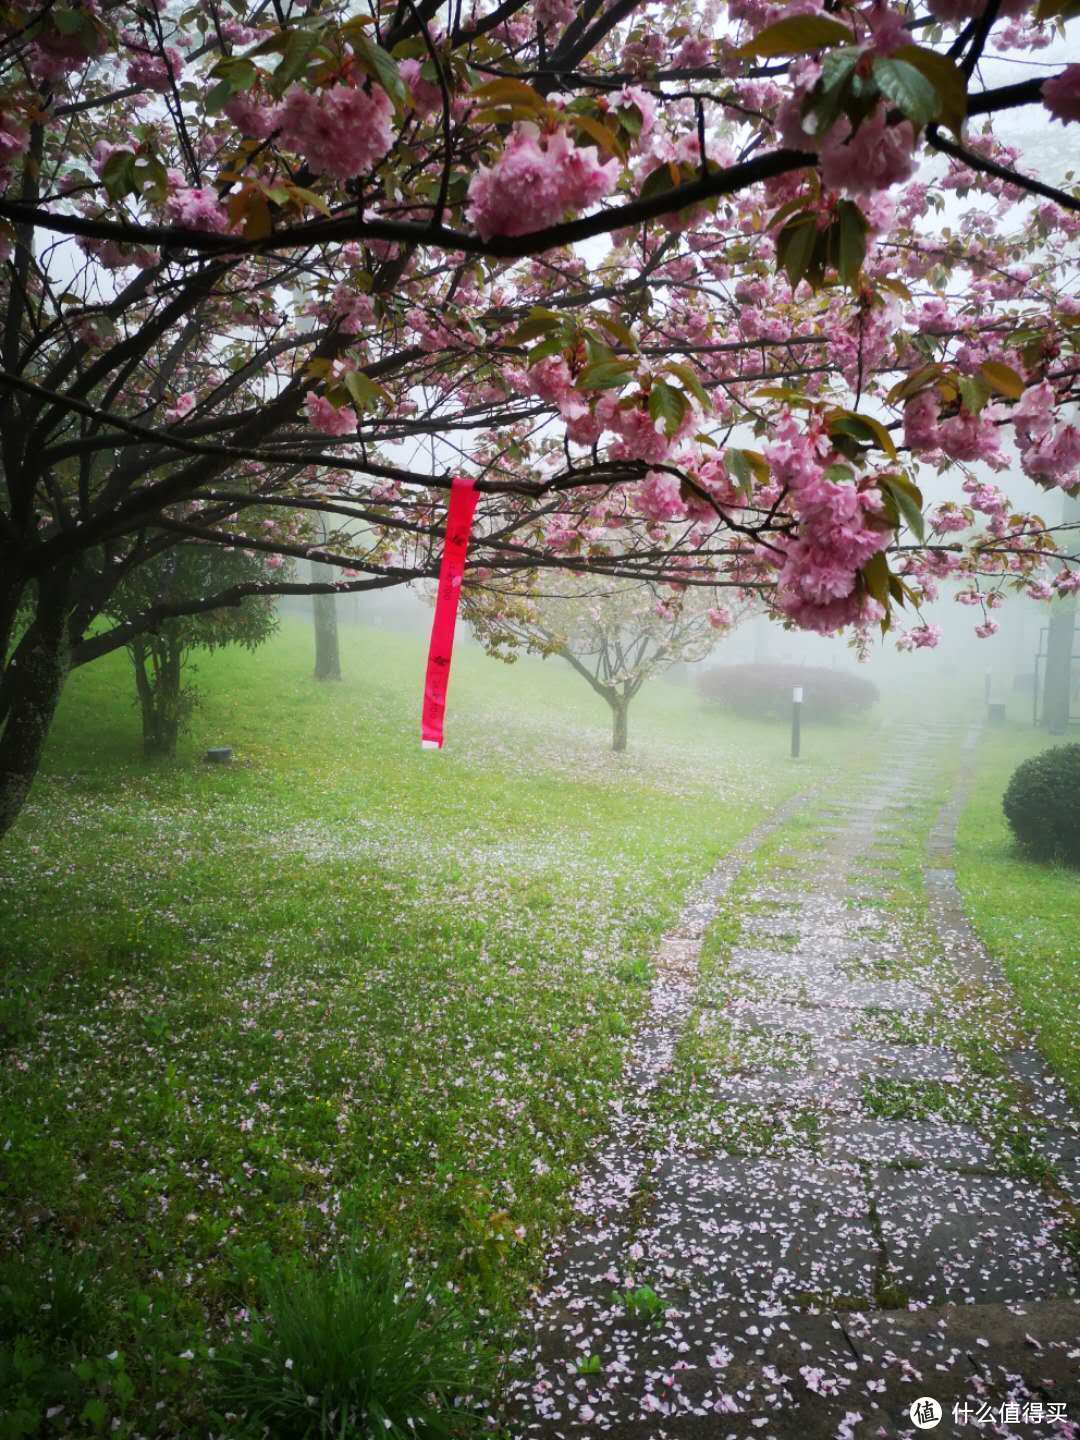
[504,727,1080,1437]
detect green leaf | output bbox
[527,337,564,368]
[615,101,643,137]
[802,48,859,139]
[506,316,562,345]
[978,360,1025,400]
[469,77,549,110]
[205,58,257,114]
[881,473,925,542]
[352,31,407,107]
[776,213,817,290]
[725,450,752,498]
[1035,0,1080,18]
[589,310,638,352]
[270,27,323,97]
[343,370,387,409]
[648,380,688,436]
[583,332,617,365]
[736,14,853,56]
[871,57,940,128]
[570,112,623,157]
[639,162,684,202]
[101,150,138,202]
[824,462,855,483]
[862,549,891,607]
[958,374,991,414]
[662,360,709,410]
[831,410,898,458]
[204,79,235,116]
[818,46,861,91]
[80,1398,107,1432]
[837,200,868,290]
[577,359,637,391]
[891,45,967,138]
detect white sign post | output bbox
[791,686,803,759]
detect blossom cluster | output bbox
[765,413,892,634]
[467,124,620,240]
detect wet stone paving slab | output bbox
[504,730,1080,1438]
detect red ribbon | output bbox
[422,475,478,749]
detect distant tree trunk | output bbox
[0,569,73,840]
[1043,493,1080,736]
[1043,598,1076,736]
[312,560,341,681]
[611,696,629,752]
[130,632,185,758]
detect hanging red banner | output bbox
[421,475,478,749]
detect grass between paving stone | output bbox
[952,723,1080,1109]
[0,619,876,1437]
[656,737,979,1165]
[654,737,1080,1310]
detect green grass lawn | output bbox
[0,619,876,1437]
[953,723,1080,1106]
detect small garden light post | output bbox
[791,686,803,760]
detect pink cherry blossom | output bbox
[126,47,183,93]
[820,105,916,196]
[634,469,688,521]
[304,392,357,436]
[534,0,577,32]
[165,392,195,423]
[276,83,394,180]
[331,285,375,335]
[895,622,943,651]
[399,59,444,118]
[0,120,28,186]
[903,390,941,453]
[937,408,1004,465]
[165,186,232,233]
[223,92,281,141]
[1042,65,1080,123]
[466,124,619,240]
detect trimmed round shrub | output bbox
[698,663,879,722]
[1002,742,1080,866]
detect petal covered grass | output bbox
[0,620,871,1436]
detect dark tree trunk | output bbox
[0,570,72,840]
[611,694,629,752]
[1043,494,1080,736]
[312,561,341,681]
[1043,597,1077,736]
[130,632,184,759]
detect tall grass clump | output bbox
[213,1243,495,1439]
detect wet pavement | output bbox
[504,728,1080,1437]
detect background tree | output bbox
[0,0,1078,836]
[311,517,343,682]
[107,543,280,758]
[466,577,738,751]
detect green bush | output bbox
[212,1244,494,1439]
[1002,742,1080,866]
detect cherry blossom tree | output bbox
[1,0,1079,836]
[465,575,737,749]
